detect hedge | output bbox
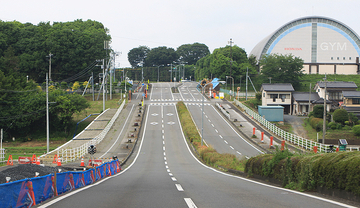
[245,150,360,195]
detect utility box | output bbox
[258,106,284,122]
[338,139,348,151]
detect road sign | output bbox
[88,159,102,167]
[18,157,31,164]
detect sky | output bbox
[1,0,360,68]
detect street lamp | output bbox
[226,76,234,100]
[198,81,212,146]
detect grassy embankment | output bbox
[246,149,360,196]
[2,94,125,162]
[176,101,246,171]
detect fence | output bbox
[0,160,121,208]
[41,100,126,163]
[216,103,230,120]
[233,99,335,153]
[0,149,4,163]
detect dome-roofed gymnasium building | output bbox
[250,16,360,74]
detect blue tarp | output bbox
[0,160,121,208]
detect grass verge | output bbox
[176,101,246,172]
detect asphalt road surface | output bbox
[37,82,357,208]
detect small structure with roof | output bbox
[314,81,357,109]
[341,90,360,117]
[292,92,320,115]
[260,83,295,114]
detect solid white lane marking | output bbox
[171,177,177,181]
[230,146,234,150]
[184,198,197,208]
[219,135,223,139]
[175,107,356,208]
[176,184,184,191]
[224,140,228,144]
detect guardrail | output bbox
[41,100,126,163]
[216,103,230,120]
[233,99,335,153]
[0,148,4,163]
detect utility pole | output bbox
[228,38,234,77]
[102,59,105,112]
[46,73,49,153]
[246,67,248,101]
[47,53,53,82]
[92,72,94,101]
[323,74,327,145]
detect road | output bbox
[38,82,356,208]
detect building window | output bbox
[263,93,265,97]
[353,98,360,104]
[331,57,333,60]
[279,94,287,102]
[329,91,342,100]
[270,94,278,102]
[349,57,352,60]
[337,57,339,60]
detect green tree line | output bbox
[0,19,111,83]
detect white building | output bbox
[250,16,360,75]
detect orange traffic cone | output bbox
[31,154,36,164]
[80,157,85,167]
[57,157,61,166]
[36,157,40,165]
[7,155,13,166]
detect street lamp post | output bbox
[198,81,211,146]
[157,65,160,82]
[226,76,234,100]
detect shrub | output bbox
[327,122,337,130]
[349,113,358,125]
[353,125,360,136]
[310,117,323,131]
[333,109,349,125]
[342,125,352,130]
[311,105,324,118]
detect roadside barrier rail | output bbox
[0,160,121,207]
[41,100,125,163]
[234,99,335,153]
[216,103,230,120]
[0,148,4,163]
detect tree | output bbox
[145,46,177,67]
[333,109,349,125]
[51,89,90,134]
[176,43,210,65]
[310,105,324,118]
[194,45,256,82]
[259,54,304,90]
[127,46,150,68]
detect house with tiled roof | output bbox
[341,91,360,117]
[314,81,357,108]
[260,83,294,114]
